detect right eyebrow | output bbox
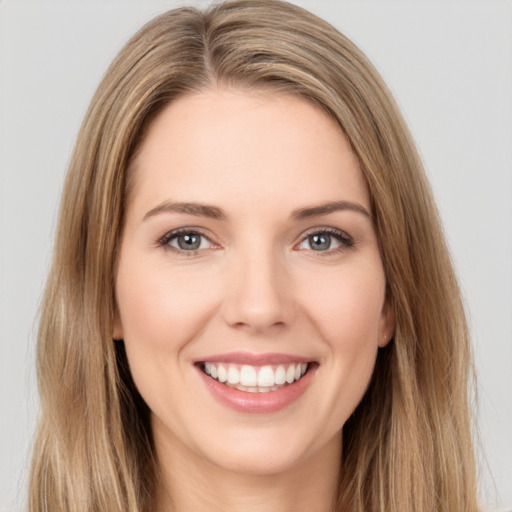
[143,201,226,221]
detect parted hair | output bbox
[29,1,479,511]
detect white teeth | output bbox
[227,366,240,384]
[203,362,309,392]
[240,365,257,387]
[275,365,286,385]
[217,364,227,382]
[257,365,275,387]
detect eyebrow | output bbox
[290,201,371,220]
[143,201,226,221]
[143,199,371,222]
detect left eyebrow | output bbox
[290,200,371,220]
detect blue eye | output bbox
[297,229,353,252]
[173,233,203,250]
[160,230,213,253]
[307,233,333,251]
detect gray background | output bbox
[1,1,511,510]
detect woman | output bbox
[29,1,480,511]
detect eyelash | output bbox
[298,227,354,255]
[158,228,215,256]
[157,227,354,256]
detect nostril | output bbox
[220,266,294,332]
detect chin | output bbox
[208,445,309,477]
[195,423,337,478]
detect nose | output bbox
[221,247,295,334]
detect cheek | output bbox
[301,260,386,346]
[297,260,386,416]
[318,284,382,381]
[115,257,224,421]
[115,255,222,358]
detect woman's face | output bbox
[114,88,394,476]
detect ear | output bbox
[378,296,396,348]
[112,309,124,341]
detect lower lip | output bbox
[197,365,315,414]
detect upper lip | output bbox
[194,352,313,366]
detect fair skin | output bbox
[114,88,394,512]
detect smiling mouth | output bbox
[199,362,310,393]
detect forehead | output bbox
[127,88,370,218]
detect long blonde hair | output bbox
[29,1,479,511]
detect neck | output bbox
[154,427,341,512]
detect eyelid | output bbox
[158,227,220,255]
[157,225,354,256]
[295,226,354,253]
